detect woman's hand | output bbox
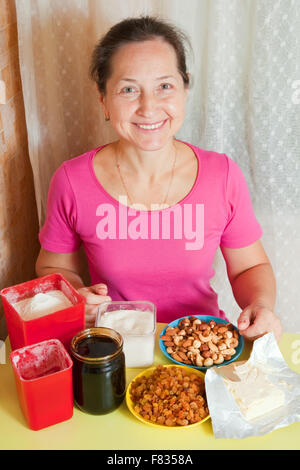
[78,283,112,328]
[237,303,283,343]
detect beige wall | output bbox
[0,0,40,338]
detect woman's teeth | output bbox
[136,120,165,130]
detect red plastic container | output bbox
[10,339,73,430]
[0,273,85,352]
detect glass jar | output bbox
[70,327,126,415]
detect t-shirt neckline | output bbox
[88,140,201,213]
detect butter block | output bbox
[224,361,285,421]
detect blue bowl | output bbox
[159,314,244,371]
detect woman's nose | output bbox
[136,92,157,117]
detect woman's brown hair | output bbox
[90,15,191,94]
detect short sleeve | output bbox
[39,163,82,253]
[220,157,263,248]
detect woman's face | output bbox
[100,38,188,151]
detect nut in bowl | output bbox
[126,364,210,428]
[159,315,244,370]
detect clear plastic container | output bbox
[96,301,156,368]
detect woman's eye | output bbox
[121,86,136,94]
[160,83,172,90]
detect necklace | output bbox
[115,146,177,208]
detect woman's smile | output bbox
[133,119,168,131]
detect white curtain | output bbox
[16,0,300,332]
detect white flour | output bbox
[13,290,72,321]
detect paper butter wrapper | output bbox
[205,332,300,438]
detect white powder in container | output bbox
[98,309,155,367]
[13,290,73,321]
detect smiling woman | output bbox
[36,16,282,344]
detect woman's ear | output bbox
[186,72,193,89]
[99,93,110,121]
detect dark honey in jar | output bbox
[70,327,126,414]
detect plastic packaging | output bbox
[0,273,85,352]
[10,339,73,430]
[205,332,300,438]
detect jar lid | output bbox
[70,327,123,363]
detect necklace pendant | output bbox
[115,147,177,209]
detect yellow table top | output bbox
[0,324,300,450]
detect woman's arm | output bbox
[36,248,111,327]
[36,248,86,289]
[221,240,282,342]
[221,241,276,310]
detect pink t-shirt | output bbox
[39,142,262,323]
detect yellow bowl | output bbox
[126,364,210,429]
